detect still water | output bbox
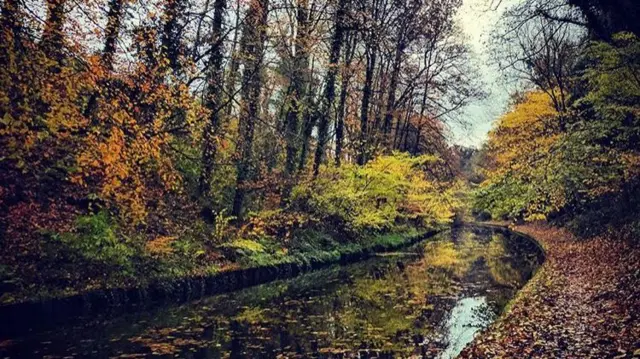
[1,226,543,358]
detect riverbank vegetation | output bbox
[0,0,471,303]
[471,0,640,239]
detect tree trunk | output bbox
[297,98,316,171]
[382,38,405,144]
[231,0,269,218]
[335,79,347,167]
[224,0,242,117]
[281,0,310,201]
[102,0,124,70]
[357,45,377,165]
[399,107,412,151]
[40,0,66,63]
[393,104,410,149]
[413,83,429,155]
[297,56,317,172]
[161,0,187,74]
[312,0,347,176]
[335,33,356,167]
[199,0,226,198]
[83,0,124,118]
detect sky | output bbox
[449,0,517,148]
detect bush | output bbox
[242,209,314,242]
[293,152,460,235]
[219,238,289,267]
[55,212,136,273]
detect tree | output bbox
[281,0,311,200]
[492,8,582,112]
[561,32,640,212]
[223,0,243,117]
[334,32,357,166]
[381,0,421,142]
[199,0,227,199]
[312,0,347,176]
[232,0,269,218]
[474,91,565,220]
[356,27,378,165]
[490,0,640,41]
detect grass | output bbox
[234,226,425,269]
[0,222,438,306]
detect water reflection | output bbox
[439,296,491,359]
[1,226,543,358]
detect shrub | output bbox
[242,209,315,242]
[212,209,236,244]
[293,152,459,234]
[55,212,136,273]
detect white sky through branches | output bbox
[450,0,517,148]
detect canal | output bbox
[1,226,544,358]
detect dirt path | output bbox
[459,224,640,358]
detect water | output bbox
[0,226,543,358]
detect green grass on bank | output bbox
[0,221,434,306]
[229,226,425,269]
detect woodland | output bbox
[0,0,639,354]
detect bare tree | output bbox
[492,4,583,112]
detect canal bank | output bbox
[0,227,446,338]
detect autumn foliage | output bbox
[0,0,477,304]
[474,33,640,236]
[474,91,566,221]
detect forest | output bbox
[0,0,476,301]
[0,0,639,356]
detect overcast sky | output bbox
[449,0,517,148]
